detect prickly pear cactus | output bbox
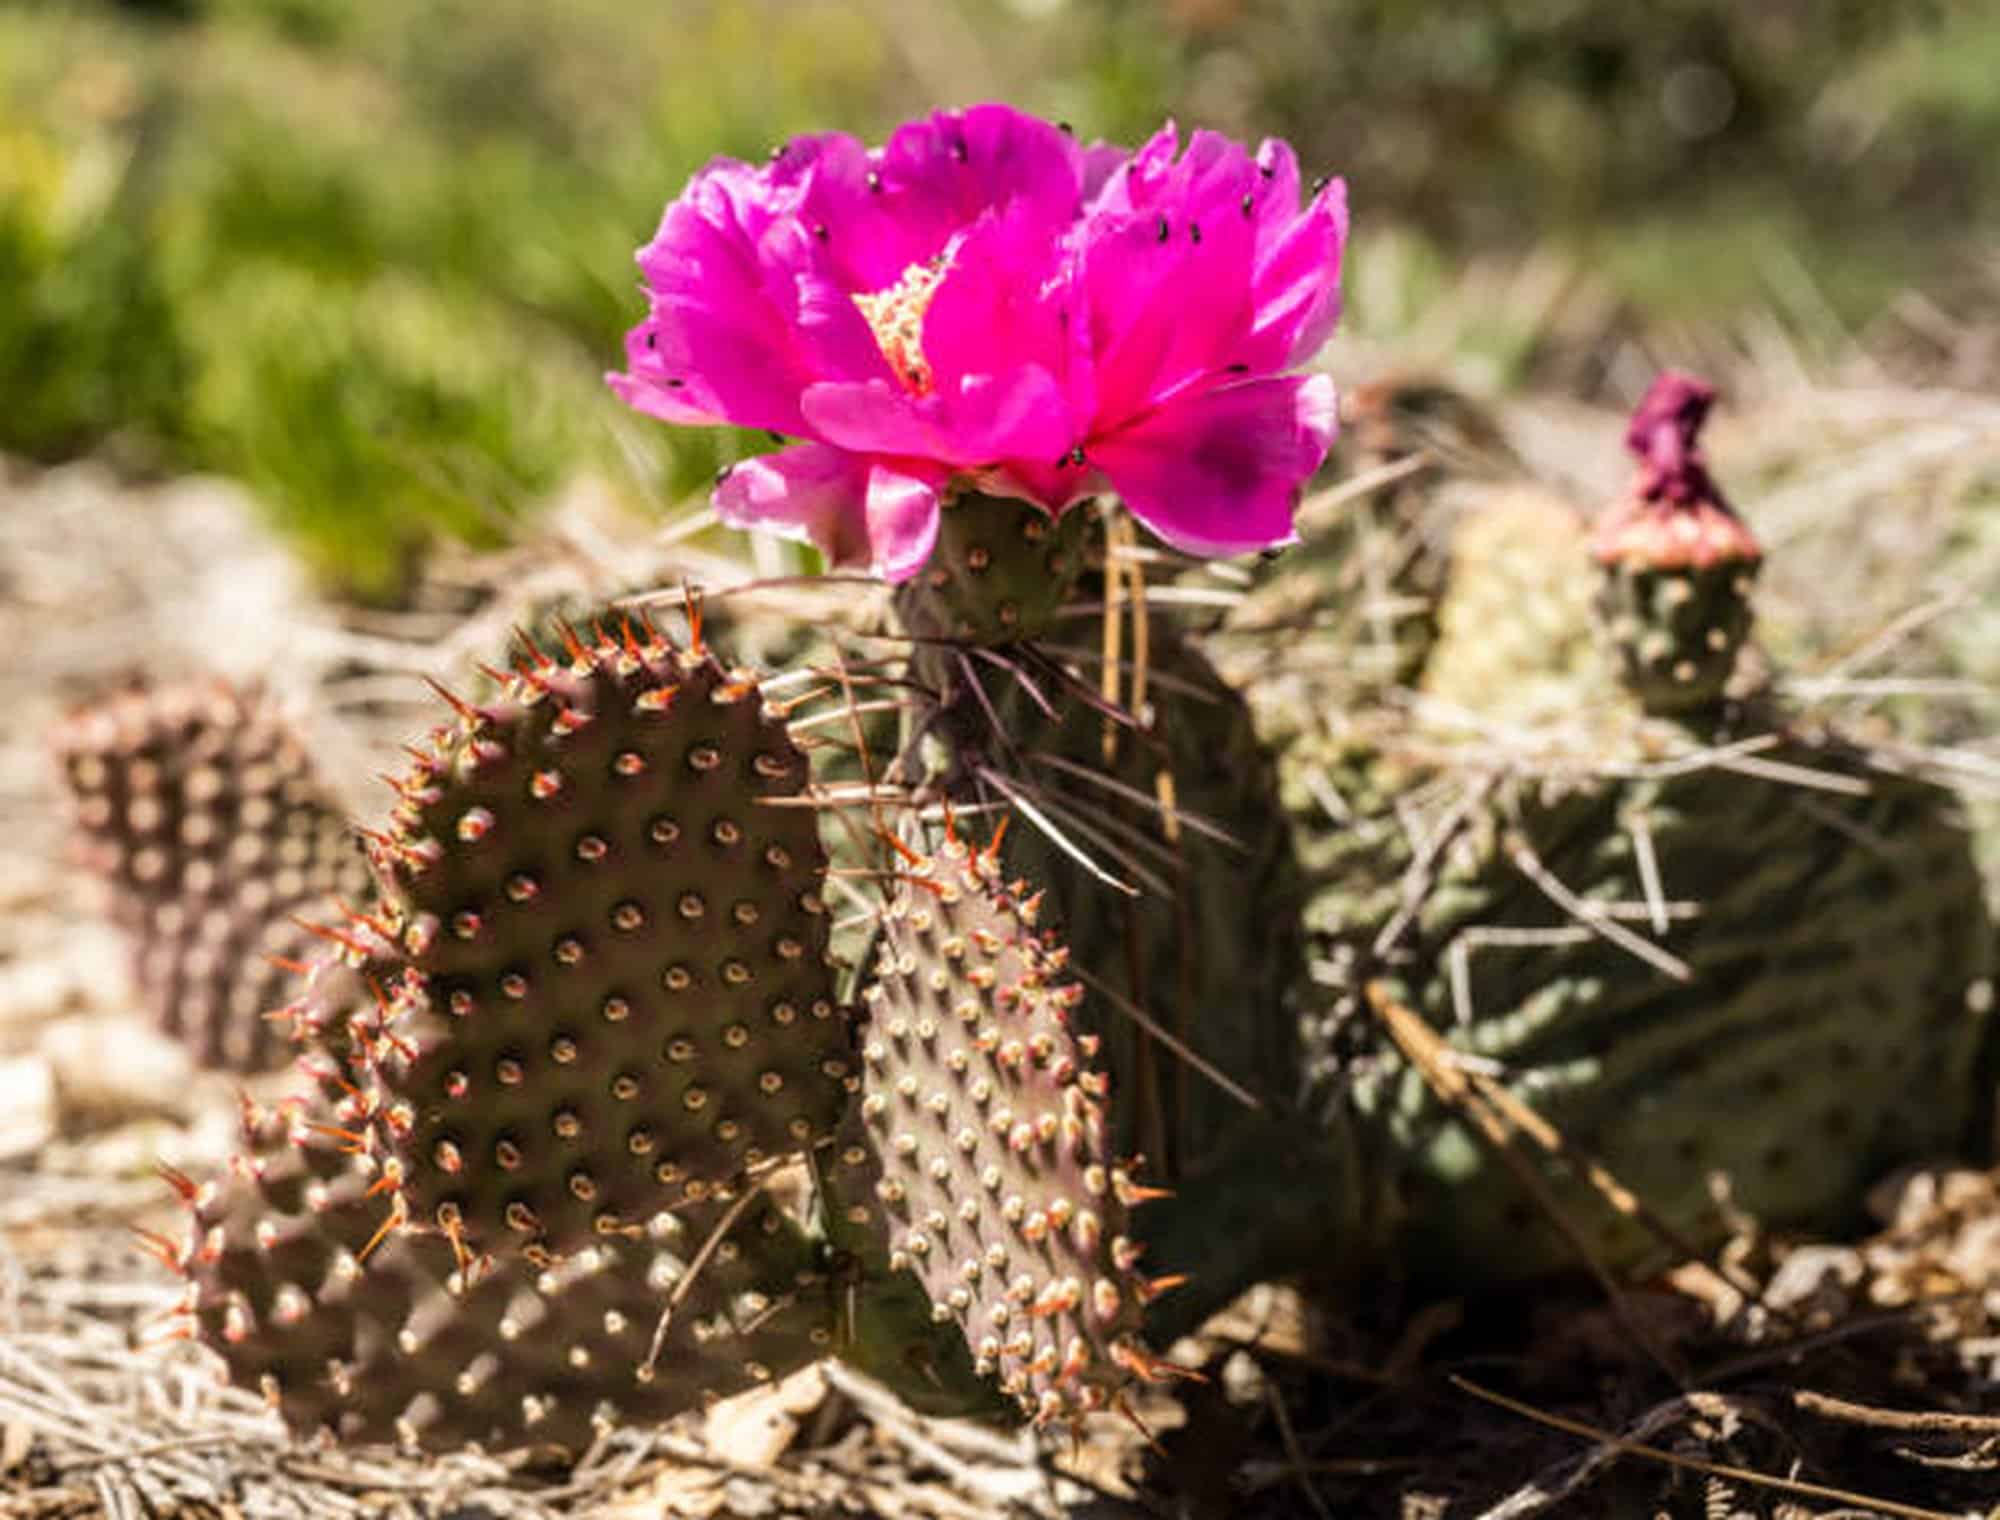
[50,678,372,1069]
[1590,371,1763,715]
[1289,378,1997,1285]
[1301,730,1994,1283]
[298,621,854,1264]
[165,1093,833,1454]
[828,833,1179,1425]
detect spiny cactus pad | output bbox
[320,623,853,1262]
[983,621,1303,1174]
[1299,727,1994,1283]
[835,834,1176,1426]
[169,1096,833,1454]
[52,678,372,1069]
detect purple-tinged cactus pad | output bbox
[833,831,1180,1426]
[300,622,852,1263]
[51,678,372,1069]
[172,1095,834,1455]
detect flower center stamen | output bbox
[854,254,949,396]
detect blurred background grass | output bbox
[2,0,1994,598]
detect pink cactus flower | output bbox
[609,104,1347,581]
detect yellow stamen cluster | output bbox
[854,255,950,396]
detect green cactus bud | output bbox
[1590,372,1765,716]
[50,678,373,1069]
[302,620,853,1263]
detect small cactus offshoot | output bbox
[1591,371,1764,714]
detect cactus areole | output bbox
[607,104,1348,582]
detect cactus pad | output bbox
[321,622,853,1262]
[892,491,1091,651]
[51,678,372,1069]
[1298,722,1994,1283]
[172,1096,833,1454]
[982,621,1304,1174]
[835,834,1173,1425]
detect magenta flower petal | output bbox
[922,200,1090,431]
[617,157,889,434]
[611,105,1348,580]
[796,106,1083,294]
[801,363,1071,471]
[714,444,876,566]
[860,461,948,581]
[1092,374,1338,556]
[1080,182,1257,428]
[715,444,947,579]
[1250,175,1348,367]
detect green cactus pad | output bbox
[51,678,372,1069]
[905,586,1302,1176]
[1298,720,1995,1284]
[892,490,1091,652]
[325,622,852,1261]
[978,622,1304,1175]
[836,835,1171,1425]
[175,1096,834,1455]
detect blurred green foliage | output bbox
[1071,0,1997,320]
[3,0,1996,595]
